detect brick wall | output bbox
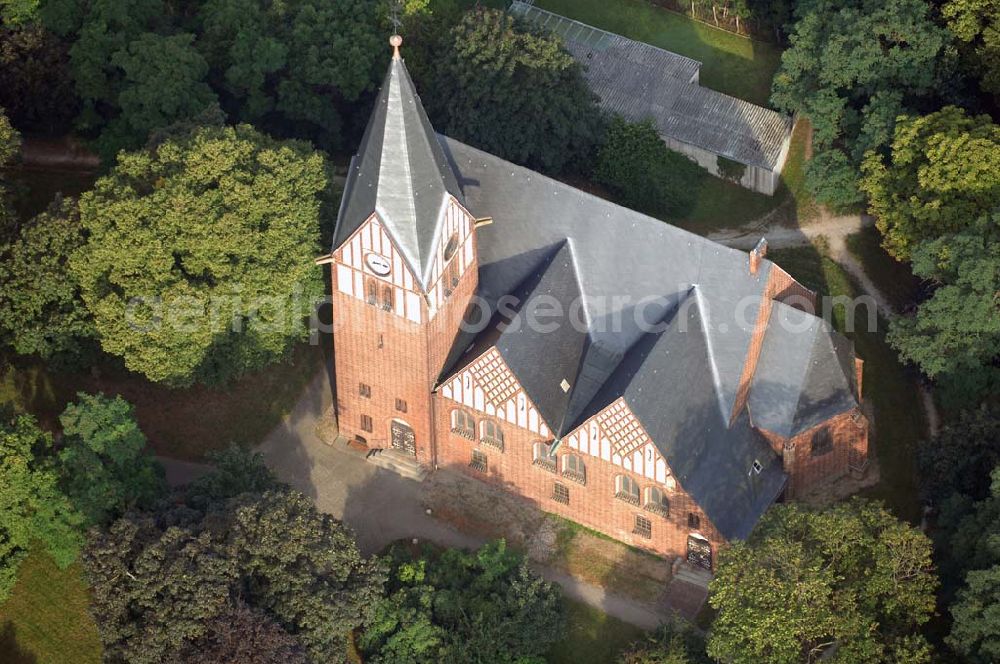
[433,393,726,568]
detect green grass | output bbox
[0,550,102,664]
[769,245,926,523]
[0,342,324,460]
[546,598,646,664]
[536,0,783,106]
[846,226,925,313]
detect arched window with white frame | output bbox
[562,453,586,484]
[615,475,639,505]
[451,409,475,440]
[532,441,557,472]
[644,486,669,517]
[479,420,504,451]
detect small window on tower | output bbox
[811,428,833,457]
[366,278,378,306]
[395,398,407,413]
[443,233,459,261]
[634,515,652,539]
[553,482,570,505]
[359,383,371,398]
[360,414,373,433]
[381,285,394,311]
[688,513,700,530]
[470,449,487,472]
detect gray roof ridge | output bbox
[509,1,704,72]
[691,286,731,423]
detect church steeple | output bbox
[332,34,465,291]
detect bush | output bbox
[594,117,702,218]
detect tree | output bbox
[936,467,1000,661]
[360,540,564,663]
[70,124,327,386]
[178,600,308,664]
[0,107,19,235]
[183,444,280,510]
[918,405,1000,504]
[0,0,39,25]
[57,392,166,526]
[861,107,1000,261]
[619,620,710,664]
[887,213,1000,405]
[803,148,865,210]
[0,196,96,361]
[593,117,702,219]
[942,0,1000,100]
[0,413,85,602]
[197,0,383,149]
[98,32,218,157]
[707,500,937,663]
[0,24,79,133]
[771,0,951,210]
[84,457,384,663]
[42,0,215,155]
[225,490,386,661]
[423,7,606,176]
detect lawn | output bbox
[769,245,927,523]
[535,0,783,106]
[0,342,324,460]
[546,598,646,664]
[0,550,102,664]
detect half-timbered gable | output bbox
[333,213,424,324]
[425,197,476,317]
[440,347,552,438]
[566,398,677,488]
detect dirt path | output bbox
[709,212,940,436]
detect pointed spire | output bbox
[331,37,464,290]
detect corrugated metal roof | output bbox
[510,1,792,170]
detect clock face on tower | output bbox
[365,252,392,277]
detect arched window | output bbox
[562,454,586,484]
[532,442,557,472]
[366,278,378,305]
[443,260,460,297]
[381,284,394,311]
[615,475,639,505]
[644,486,669,517]
[450,410,475,440]
[479,420,504,451]
[443,233,459,261]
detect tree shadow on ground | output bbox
[0,621,37,664]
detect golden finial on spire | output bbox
[390,35,403,60]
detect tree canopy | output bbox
[197,0,383,149]
[918,405,1000,504]
[360,539,564,663]
[707,500,937,663]
[942,0,1000,101]
[0,413,85,602]
[423,7,605,176]
[57,392,166,526]
[887,212,1000,405]
[594,117,702,219]
[0,24,78,134]
[84,454,385,663]
[618,620,710,664]
[0,107,19,235]
[0,196,95,361]
[770,0,951,209]
[861,106,1000,261]
[70,124,327,386]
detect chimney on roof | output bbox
[749,237,767,275]
[390,34,403,60]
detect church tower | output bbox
[327,36,478,465]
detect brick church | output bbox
[326,37,869,570]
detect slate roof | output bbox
[436,137,855,540]
[749,303,860,438]
[578,289,787,540]
[334,51,857,541]
[333,54,464,288]
[510,1,793,170]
